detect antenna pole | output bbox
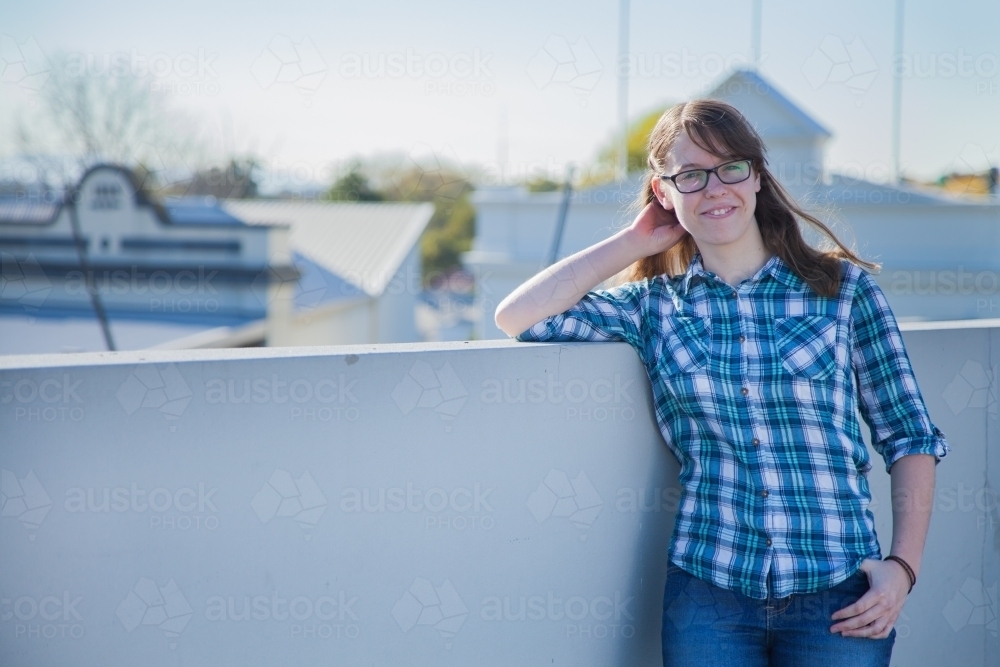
[891,0,905,183]
[751,0,762,68]
[617,0,630,181]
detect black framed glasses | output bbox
[659,159,753,194]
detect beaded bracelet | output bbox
[884,555,916,593]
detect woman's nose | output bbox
[704,172,728,195]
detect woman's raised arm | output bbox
[494,199,686,337]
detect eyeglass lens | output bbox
[675,161,750,193]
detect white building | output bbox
[465,68,1000,339]
[0,165,434,354]
[223,200,433,347]
[0,164,294,354]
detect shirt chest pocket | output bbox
[659,315,711,375]
[773,315,838,381]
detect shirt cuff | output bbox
[882,428,950,472]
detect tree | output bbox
[162,159,260,199]
[420,192,475,282]
[584,105,675,186]
[15,51,199,189]
[326,162,383,201]
[318,155,476,283]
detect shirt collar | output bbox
[679,253,805,294]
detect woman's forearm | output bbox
[888,453,936,578]
[494,227,649,337]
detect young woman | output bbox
[494,100,948,667]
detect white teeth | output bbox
[707,207,732,215]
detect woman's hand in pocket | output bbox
[829,558,910,639]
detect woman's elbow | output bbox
[494,303,520,338]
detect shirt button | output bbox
[751,437,760,446]
[761,490,769,498]
[766,538,773,547]
[740,387,749,396]
[738,335,746,343]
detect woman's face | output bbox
[651,130,762,254]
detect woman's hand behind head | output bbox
[629,199,688,257]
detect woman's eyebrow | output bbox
[678,161,721,170]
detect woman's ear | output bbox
[651,177,674,210]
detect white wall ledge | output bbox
[1,325,997,665]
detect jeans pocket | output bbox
[830,570,872,608]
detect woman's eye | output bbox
[678,172,702,183]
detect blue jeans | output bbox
[662,565,895,667]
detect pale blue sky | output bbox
[1,0,998,185]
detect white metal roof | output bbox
[704,68,833,139]
[222,200,434,297]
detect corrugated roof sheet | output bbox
[222,200,434,297]
[0,198,60,224]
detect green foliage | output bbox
[420,194,476,283]
[327,162,384,201]
[584,105,674,186]
[526,177,561,192]
[326,159,475,283]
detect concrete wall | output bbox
[0,323,996,666]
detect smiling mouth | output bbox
[703,206,735,218]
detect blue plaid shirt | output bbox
[516,254,949,599]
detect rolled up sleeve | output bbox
[849,271,950,472]
[515,280,652,363]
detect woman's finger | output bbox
[832,603,885,634]
[830,588,879,622]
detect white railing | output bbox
[1,323,997,665]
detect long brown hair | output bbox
[624,99,877,296]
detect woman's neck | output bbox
[698,225,772,287]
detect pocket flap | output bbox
[660,315,710,374]
[774,315,838,379]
